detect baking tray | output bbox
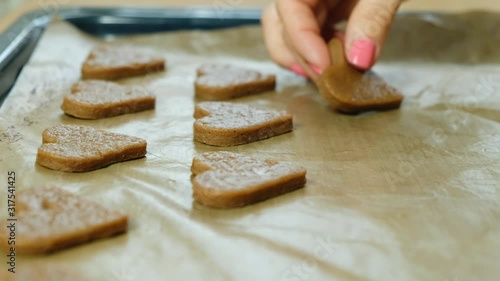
[0,7,261,105]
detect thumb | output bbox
[344,0,401,70]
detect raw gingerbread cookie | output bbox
[194,102,293,146]
[0,186,127,254]
[195,64,276,100]
[191,151,307,208]
[82,45,165,80]
[317,39,403,113]
[36,125,147,172]
[62,80,155,119]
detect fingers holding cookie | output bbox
[195,64,276,100]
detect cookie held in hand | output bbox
[0,186,127,254]
[317,39,403,113]
[191,151,307,208]
[82,45,165,80]
[195,64,276,100]
[193,102,293,146]
[36,125,147,172]
[62,80,155,119]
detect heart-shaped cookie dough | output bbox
[191,151,307,208]
[82,45,165,80]
[0,186,127,254]
[194,102,293,146]
[36,125,147,172]
[317,39,403,113]
[62,80,155,119]
[195,64,276,100]
[0,264,89,281]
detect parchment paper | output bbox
[1,12,500,281]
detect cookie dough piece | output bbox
[82,45,165,80]
[195,64,276,100]
[191,151,307,208]
[36,125,147,172]
[317,39,403,113]
[61,80,155,119]
[194,102,293,146]
[0,186,127,254]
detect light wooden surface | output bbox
[1,0,499,33]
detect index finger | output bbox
[276,0,333,72]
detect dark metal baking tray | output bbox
[0,7,261,105]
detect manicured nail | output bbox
[349,39,376,70]
[310,64,323,76]
[290,64,307,77]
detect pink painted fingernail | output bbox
[310,64,323,75]
[290,64,307,77]
[349,39,376,70]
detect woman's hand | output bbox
[262,0,402,77]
